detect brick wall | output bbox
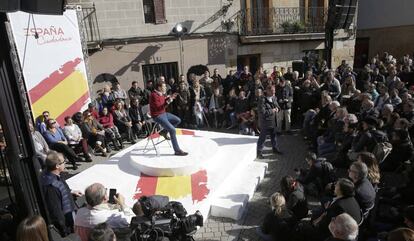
[67,0,240,39]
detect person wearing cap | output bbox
[352,116,386,153]
[333,114,359,168]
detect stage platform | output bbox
[67,129,267,220]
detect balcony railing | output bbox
[79,4,102,49]
[238,7,327,36]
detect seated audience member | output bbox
[225,88,237,129]
[101,85,115,110]
[16,215,50,241]
[332,114,358,168]
[387,228,414,241]
[326,213,359,241]
[404,206,414,230]
[348,161,376,218]
[62,116,92,162]
[113,101,135,144]
[81,111,109,157]
[189,79,206,128]
[75,183,134,232]
[88,222,116,241]
[98,107,123,151]
[87,103,100,120]
[297,152,327,196]
[257,192,296,241]
[128,98,148,138]
[382,129,414,172]
[280,175,308,220]
[43,119,82,169]
[36,110,52,134]
[351,116,388,154]
[356,152,381,188]
[41,151,82,236]
[312,178,362,240]
[29,122,50,167]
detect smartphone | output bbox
[108,188,117,204]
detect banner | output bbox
[8,10,90,125]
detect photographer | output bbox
[74,183,134,240]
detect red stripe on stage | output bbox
[29,58,82,103]
[148,133,161,140]
[133,174,158,200]
[55,91,90,126]
[191,170,209,203]
[181,130,195,136]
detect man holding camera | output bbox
[74,183,134,237]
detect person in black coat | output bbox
[348,161,376,218]
[312,178,362,240]
[129,97,148,138]
[280,176,309,220]
[297,152,324,196]
[257,85,282,158]
[382,129,414,172]
[257,192,297,241]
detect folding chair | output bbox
[141,105,171,156]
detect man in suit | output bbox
[257,85,282,159]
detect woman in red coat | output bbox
[98,107,123,150]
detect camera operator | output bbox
[74,183,134,240]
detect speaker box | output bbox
[292,61,306,77]
[20,0,65,15]
[326,0,358,29]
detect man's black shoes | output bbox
[257,152,265,159]
[272,148,283,155]
[175,150,188,156]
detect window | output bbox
[142,62,178,86]
[143,0,166,24]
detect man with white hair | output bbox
[75,183,134,231]
[327,213,359,241]
[348,161,376,218]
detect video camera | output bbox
[130,196,203,241]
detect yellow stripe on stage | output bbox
[31,71,88,119]
[176,129,182,135]
[155,175,192,199]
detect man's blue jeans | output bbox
[154,112,181,152]
[257,127,279,153]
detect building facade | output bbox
[67,0,357,92]
[355,0,414,67]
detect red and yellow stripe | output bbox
[28,58,89,125]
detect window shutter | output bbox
[154,0,166,24]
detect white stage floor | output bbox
[67,129,259,219]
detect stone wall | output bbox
[67,0,240,39]
[357,25,414,59]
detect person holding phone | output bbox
[149,81,188,156]
[74,183,134,236]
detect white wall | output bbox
[357,0,414,30]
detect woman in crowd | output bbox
[357,152,381,188]
[101,85,115,110]
[43,119,82,169]
[62,116,92,162]
[98,107,123,151]
[257,192,296,241]
[112,101,135,144]
[16,215,49,241]
[81,111,109,157]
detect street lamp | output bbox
[172,23,188,75]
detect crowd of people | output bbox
[9,51,414,241]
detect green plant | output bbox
[281,20,305,33]
[292,21,305,32]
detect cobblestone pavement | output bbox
[193,131,309,241]
[63,129,309,241]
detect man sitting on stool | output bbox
[150,81,188,156]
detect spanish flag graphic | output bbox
[134,130,210,203]
[28,57,90,125]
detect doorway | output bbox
[237,54,261,75]
[354,38,370,69]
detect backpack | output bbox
[370,130,393,163]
